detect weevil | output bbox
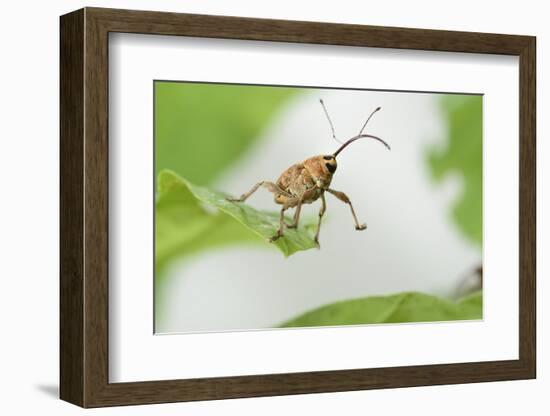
[227,99,390,246]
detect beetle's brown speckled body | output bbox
[227,101,390,246]
[274,155,336,207]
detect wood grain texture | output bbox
[59,7,537,408]
[83,10,110,406]
[88,7,532,54]
[518,38,536,376]
[59,8,84,407]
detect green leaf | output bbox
[155,82,297,186]
[427,95,483,246]
[156,170,318,273]
[279,291,482,327]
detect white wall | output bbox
[0,0,545,414]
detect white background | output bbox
[0,0,546,415]
[110,35,518,382]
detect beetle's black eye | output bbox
[325,163,337,173]
[323,155,334,160]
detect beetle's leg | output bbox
[286,202,302,229]
[314,193,327,246]
[326,188,367,230]
[276,196,299,228]
[287,187,317,229]
[226,181,262,202]
[227,181,291,202]
[269,207,288,242]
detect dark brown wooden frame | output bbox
[60,7,536,408]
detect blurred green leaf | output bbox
[427,95,482,246]
[156,170,318,273]
[156,171,259,273]
[279,291,482,327]
[155,82,297,186]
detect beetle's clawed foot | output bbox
[286,223,297,229]
[355,223,367,231]
[314,237,321,248]
[226,197,242,203]
[269,232,283,243]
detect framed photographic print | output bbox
[60,7,536,408]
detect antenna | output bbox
[333,134,391,158]
[319,99,343,144]
[358,106,381,136]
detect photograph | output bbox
[154,81,483,334]
[53,4,537,410]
